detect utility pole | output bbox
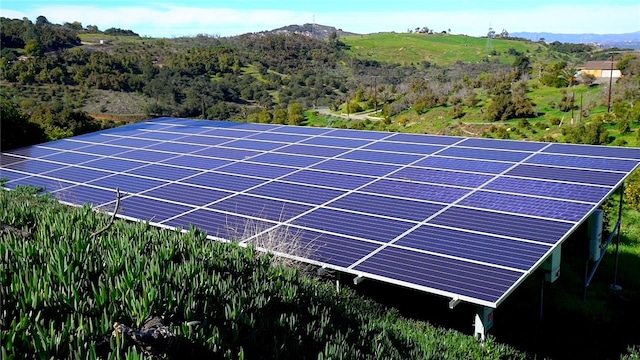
[607,53,614,113]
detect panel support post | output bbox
[474,306,494,341]
[336,273,341,293]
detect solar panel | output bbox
[2,116,639,309]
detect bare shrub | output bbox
[226,216,319,273]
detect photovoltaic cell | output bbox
[294,207,415,243]
[484,177,610,203]
[326,192,444,222]
[352,246,522,303]
[6,175,74,192]
[394,225,551,270]
[250,153,323,167]
[387,133,462,145]
[42,151,100,164]
[361,179,470,203]
[134,131,185,141]
[4,159,67,175]
[85,158,146,173]
[389,167,493,188]
[338,150,422,165]
[364,141,444,155]
[224,139,285,151]
[52,185,119,206]
[276,144,347,157]
[88,174,166,194]
[75,144,130,156]
[459,138,547,151]
[249,132,310,143]
[0,153,24,166]
[39,139,90,151]
[107,137,159,148]
[45,166,112,183]
[303,136,373,148]
[193,146,260,160]
[142,183,230,206]
[506,164,624,186]
[312,159,400,177]
[8,147,61,158]
[275,229,382,268]
[543,143,640,159]
[218,162,295,178]
[120,196,193,222]
[147,142,208,154]
[428,207,573,244]
[210,194,312,222]
[163,208,272,238]
[438,147,530,162]
[279,170,372,190]
[116,149,176,162]
[126,164,201,181]
[181,171,265,192]
[248,181,345,205]
[179,135,231,146]
[526,153,637,172]
[413,156,512,174]
[326,128,390,140]
[458,191,594,222]
[160,155,230,170]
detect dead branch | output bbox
[91,188,121,239]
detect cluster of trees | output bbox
[0,16,81,57]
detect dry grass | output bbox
[225,216,319,272]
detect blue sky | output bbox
[1,0,638,38]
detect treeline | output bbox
[0,16,81,56]
[1,16,639,146]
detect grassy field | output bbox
[341,32,545,66]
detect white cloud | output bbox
[14,4,640,38]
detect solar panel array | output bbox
[2,117,640,308]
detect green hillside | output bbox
[341,32,543,66]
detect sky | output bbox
[1,0,639,38]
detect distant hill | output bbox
[511,31,640,49]
[262,23,358,40]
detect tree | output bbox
[0,99,46,150]
[24,39,44,57]
[273,108,287,124]
[287,102,305,126]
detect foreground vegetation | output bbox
[0,186,527,359]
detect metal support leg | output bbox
[474,307,494,341]
[336,273,341,292]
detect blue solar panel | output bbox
[338,150,422,165]
[4,159,67,174]
[120,196,193,222]
[160,155,230,170]
[142,183,230,206]
[389,167,493,187]
[526,153,637,172]
[361,179,470,203]
[295,207,415,243]
[248,182,345,205]
[326,192,445,222]
[543,143,640,159]
[147,142,208,154]
[394,225,550,270]
[438,147,530,162]
[218,162,295,178]
[413,156,512,174]
[428,207,573,244]
[276,144,347,157]
[484,177,610,203]
[181,171,265,192]
[4,117,640,309]
[363,141,444,155]
[302,136,372,148]
[88,174,166,194]
[458,191,594,222]
[312,159,400,177]
[126,164,201,181]
[506,164,624,186]
[210,194,312,222]
[279,170,372,190]
[352,246,522,304]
